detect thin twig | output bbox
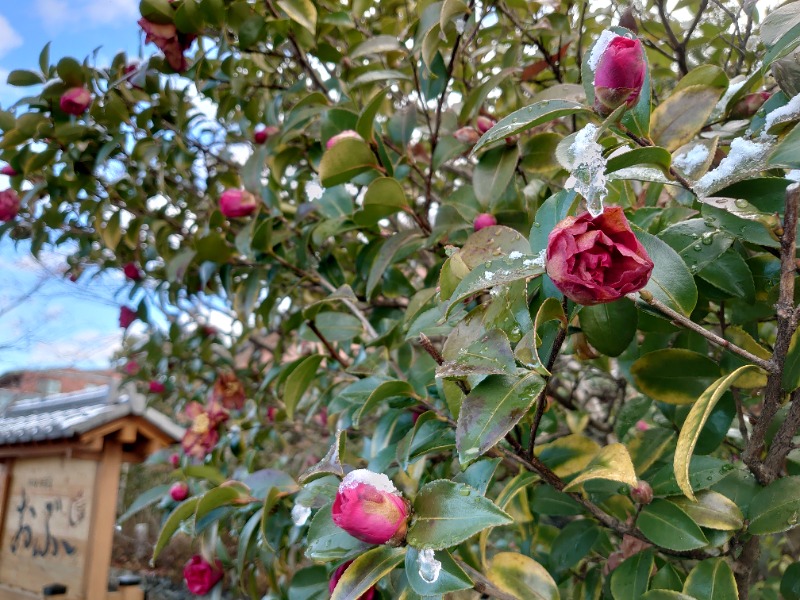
[306,320,350,368]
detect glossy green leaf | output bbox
[636,499,709,551]
[633,227,698,316]
[152,497,199,562]
[650,457,735,497]
[405,547,473,595]
[529,189,578,254]
[610,549,654,600]
[305,504,370,562]
[768,122,800,169]
[473,145,520,205]
[748,476,800,535]
[330,546,406,600]
[631,349,720,406]
[118,484,172,524]
[486,552,559,600]
[277,0,317,35]
[366,230,424,297]
[354,380,416,427]
[671,490,744,531]
[682,558,738,600]
[781,562,800,600]
[579,298,637,357]
[407,480,512,549]
[549,519,601,575]
[319,138,378,187]
[283,354,325,419]
[606,147,672,175]
[437,329,516,379]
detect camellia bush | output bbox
[5,0,800,598]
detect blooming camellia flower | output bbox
[326,130,363,149]
[593,35,646,115]
[138,19,196,73]
[329,561,376,600]
[254,125,279,144]
[0,189,20,221]
[212,371,246,410]
[119,306,138,328]
[149,380,166,394]
[183,555,223,595]
[331,469,409,545]
[170,481,189,502]
[219,189,257,218]
[546,207,653,305]
[60,87,93,115]
[181,401,229,459]
[473,213,497,231]
[123,262,143,281]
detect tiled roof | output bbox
[0,385,184,445]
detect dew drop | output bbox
[690,265,698,274]
[693,244,702,251]
[701,235,714,246]
[734,198,749,208]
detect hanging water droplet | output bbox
[418,549,442,584]
[690,265,698,274]
[458,486,471,496]
[734,198,749,208]
[701,235,714,245]
[291,503,311,527]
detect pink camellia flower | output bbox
[0,189,20,221]
[473,213,497,231]
[181,401,229,459]
[170,481,189,502]
[1,165,17,176]
[169,453,181,468]
[124,360,140,376]
[453,127,480,144]
[476,116,495,134]
[326,130,363,149]
[253,125,279,144]
[730,92,771,119]
[138,19,196,73]
[329,561,376,600]
[183,555,224,595]
[593,35,646,115]
[219,189,257,218]
[149,380,166,394]
[60,87,93,115]
[119,306,138,328]
[123,262,143,281]
[545,207,653,305]
[331,469,409,545]
[212,371,246,410]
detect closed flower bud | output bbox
[219,189,257,218]
[119,306,137,329]
[124,360,140,376]
[169,453,181,468]
[476,116,495,134]
[546,207,653,305]
[630,480,653,505]
[592,34,646,116]
[331,469,409,545]
[60,87,93,115]
[170,481,189,502]
[0,189,20,221]
[1,165,17,176]
[329,561,375,600]
[326,130,363,149]
[183,555,223,595]
[473,213,498,231]
[730,92,771,119]
[254,125,279,144]
[453,126,480,144]
[149,380,166,394]
[123,262,143,281]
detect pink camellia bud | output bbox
[453,127,480,144]
[169,453,181,468]
[149,380,166,394]
[266,406,277,423]
[476,116,495,134]
[331,469,409,545]
[635,419,650,432]
[630,480,653,505]
[0,189,20,221]
[473,213,498,231]
[1,165,17,176]
[183,555,224,595]
[592,34,646,115]
[170,481,189,502]
[123,262,143,281]
[119,306,137,329]
[730,92,771,119]
[329,561,376,600]
[546,207,653,305]
[326,130,363,149]
[124,360,140,376]
[60,87,93,115]
[219,189,257,218]
[253,125,279,144]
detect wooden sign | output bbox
[0,457,97,599]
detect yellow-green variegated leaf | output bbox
[563,443,638,492]
[487,552,560,600]
[671,490,745,531]
[651,85,724,151]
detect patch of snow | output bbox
[291,504,311,526]
[340,469,399,495]
[418,549,442,584]
[588,30,618,74]
[484,271,494,281]
[787,170,800,182]
[566,124,607,217]
[715,80,746,113]
[694,137,772,197]
[673,144,710,173]
[508,251,523,260]
[763,93,800,133]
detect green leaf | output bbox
[195,483,253,521]
[152,497,199,562]
[636,499,709,551]
[549,519,601,575]
[697,249,756,303]
[562,443,638,492]
[56,57,85,86]
[118,484,171,524]
[633,227,698,317]
[631,349,720,406]
[437,329,517,379]
[670,490,744,531]
[781,562,800,600]
[641,592,696,600]
[356,88,389,142]
[610,549,654,600]
[471,100,590,155]
[674,365,760,500]
[682,558,738,600]
[182,465,228,486]
[605,147,672,175]
[283,354,324,418]
[473,145,520,206]
[453,458,501,496]
[330,546,406,600]
[579,299,637,357]
[299,429,346,483]
[405,548,473,595]
[650,457,735,497]
[7,69,46,86]
[529,189,578,254]
[456,372,546,464]
[354,380,417,427]
[351,35,405,58]
[277,0,317,35]
[651,85,724,151]
[313,311,362,342]
[306,504,370,561]
[366,230,424,297]
[406,480,513,549]
[486,552,559,600]
[783,326,800,392]
[768,122,800,169]
[747,476,800,535]
[319,138,377,187]
[659,219,734,274]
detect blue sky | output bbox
[0,1,145,374]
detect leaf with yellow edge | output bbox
[671,490,744,530]
[674,365,762,500]
[651,85,724,151]
[486,552,560,600]
[535,434,601,478]
[330,546,406,600]
[563,443,638,492]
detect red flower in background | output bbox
[183,555,223,595]
[0,189,20,221]
[212,371,246,410]
[138,19,195,73]
[181,401,229,459]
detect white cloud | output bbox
[34,0,138,32]
[0,15,23,59]
[27,329,122,367]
